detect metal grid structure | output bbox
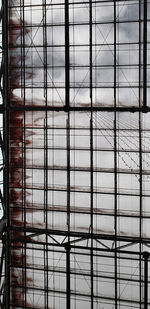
[2,0,150,308]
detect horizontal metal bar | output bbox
[3,105,150,113]
[9,204,150,218]
[8,0,146,8]
[8,19,150,28]
[8,226,150,244]
[8,284,144,305]
[9,164,150,175]
[9,183,150,197]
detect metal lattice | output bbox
[1,0,150,308]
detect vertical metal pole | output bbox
[90,117,94,309]
[143,252,149,309]
[3,0,9,307]
[114,1,118,308]
[143,0,147,107]
[89,0,92,106]
[0,244,4,287]
[65,0,70,110]
[89,1,93,309]
[65,1,70,308]
[66,114,70,309]
[66,244,71,309]
[22,1,27,306]
[139,1,142,307]
[43,0,49,307]
[67,116,70,235]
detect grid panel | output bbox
[4,0,150,308]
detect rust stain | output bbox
[9,12,35,308]
[8,7,56,308]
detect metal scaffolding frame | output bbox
[1,0,150,308]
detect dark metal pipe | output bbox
[65,0,70,110]
[143,0,147,107]
[143,251,150,309]
[3,105,150,113]
[66,244,71,309]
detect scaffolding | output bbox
[1,0,150,308]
